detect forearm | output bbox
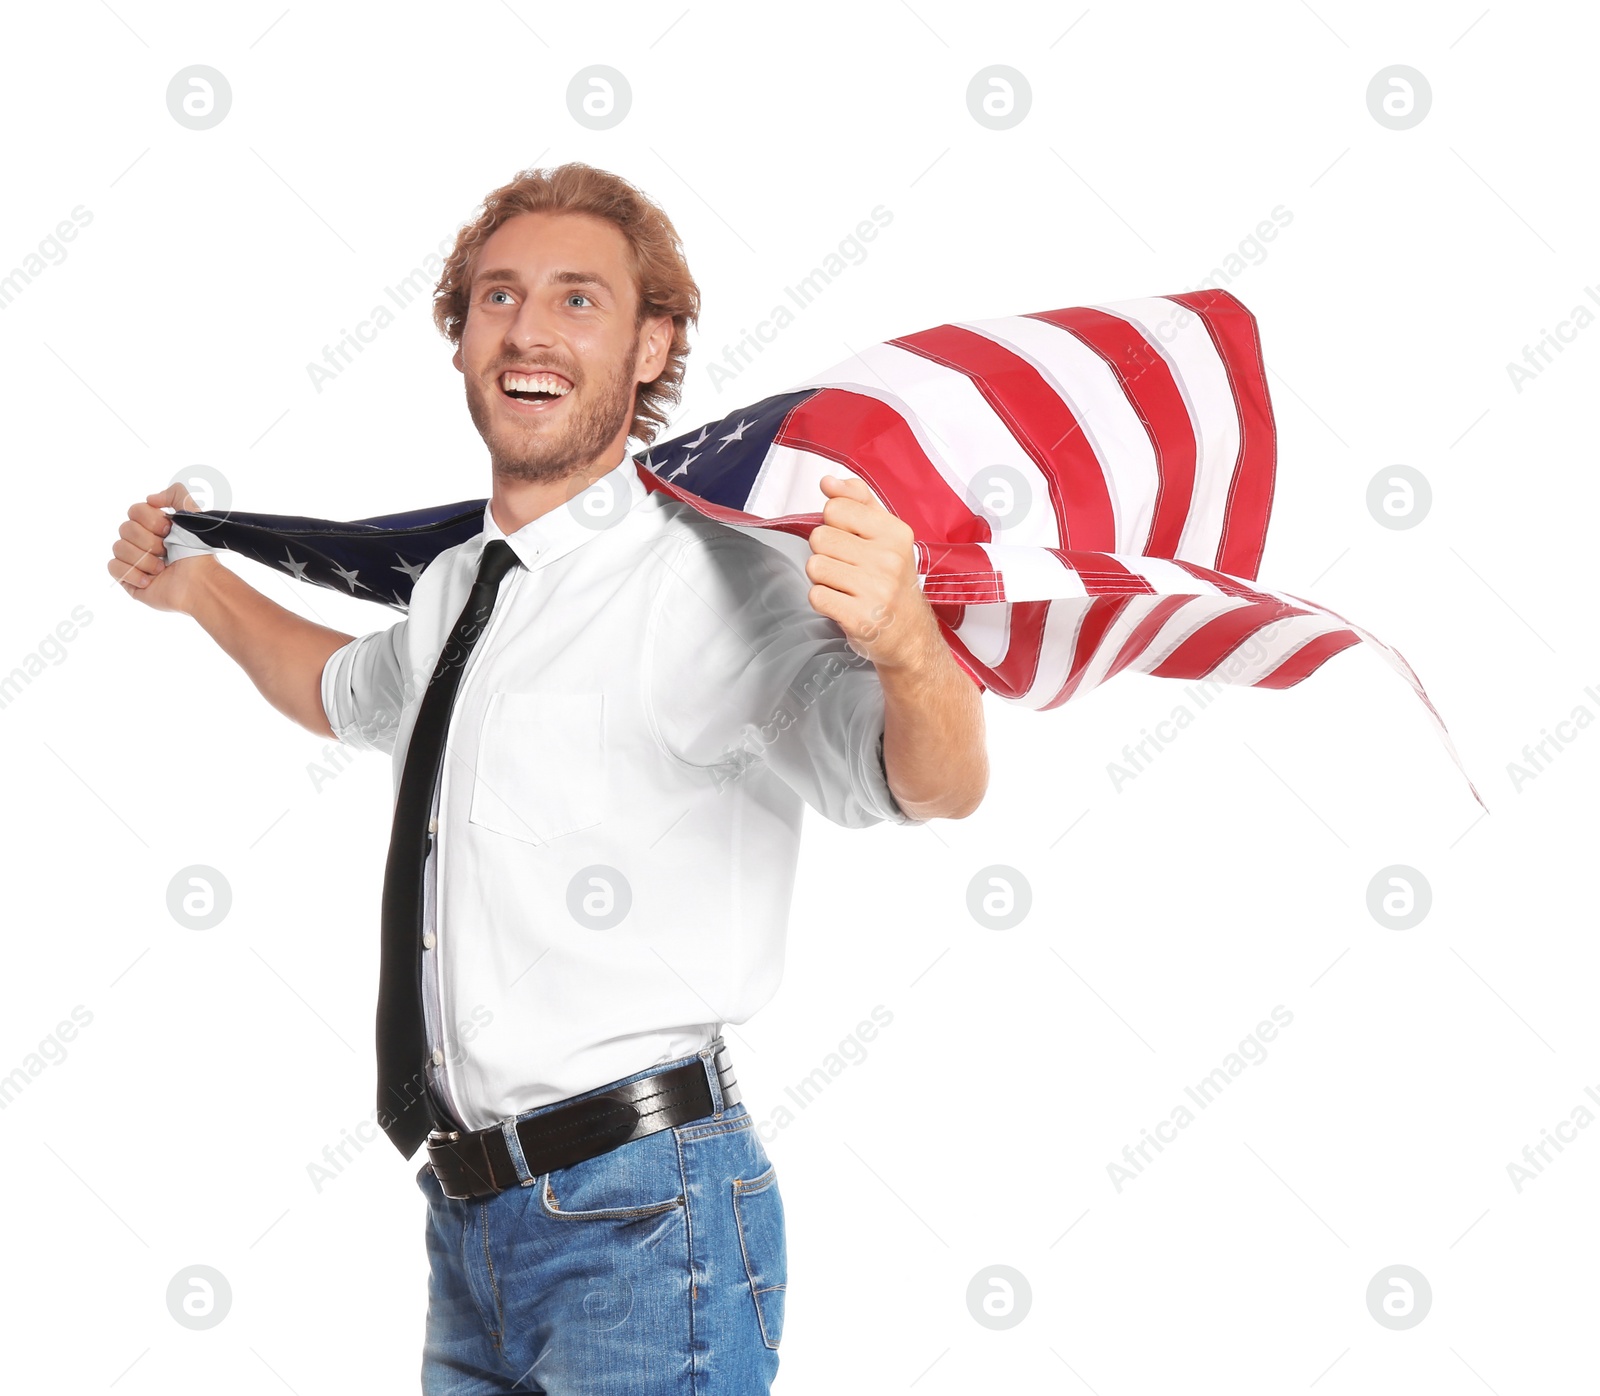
[181,558,351,739]
[877,634,988,820]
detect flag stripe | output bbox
[982,600,1053,699]
[1048,594,1146,705]
[1020,306,1198,560]
[773,386,992,545]
[1253,629,1364,689]
[890,323,1115,550]
[794,344,1062,545]
[1168,289,1277,579]
[1149,600,1303,680]
[1099,594,1202,688]
[1057,550,1158,598]
[1088,295,1244,572]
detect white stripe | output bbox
[1091,296,1240,568]
[1122,595,1260,679]
[793,345,1062,547]
[1123,554,1226,597]
[1046,593,1182,702]
[953,604,1012,670]
[977,543,1083,603]
[1015,600,1093,709]
[744,443,871,518]
[957,314,1156,552]
[1114,595,1342,688]
[1209,611,1354,686]
[162,520,221,561]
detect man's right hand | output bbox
[108,483,219,613]
[105,482,350,737]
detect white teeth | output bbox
[502,371,572,396]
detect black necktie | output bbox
[377,538,523,1158]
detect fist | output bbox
[804,474,939,671]
[108,483,215,612]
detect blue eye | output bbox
[488,289,512,304]
[567,293,591,307]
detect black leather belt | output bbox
[425,1041,741,1202]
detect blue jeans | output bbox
[415,1046,786,1394]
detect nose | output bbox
[505,294,560,355]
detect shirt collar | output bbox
[477,444,644,572]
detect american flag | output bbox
[164,287,1483,808]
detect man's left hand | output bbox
[805,474,940,671]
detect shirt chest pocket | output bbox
[467,691,607,845]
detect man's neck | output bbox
[488,445,627,536]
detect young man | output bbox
[108,162,987,1394]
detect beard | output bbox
[462,339,637,487]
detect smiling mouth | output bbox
[499,368,574,411]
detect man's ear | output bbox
[451,343,464,374]
[635,313,673,384]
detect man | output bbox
[108,162,987,1393]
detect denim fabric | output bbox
[416,1048,786,1394]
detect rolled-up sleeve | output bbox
[646,532,924,828]
[838,672,925,827]
[320,619,412,755]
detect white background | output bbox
[1,1,1595,1391]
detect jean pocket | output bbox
[537,1130,685,1222]
[732,1163,787,1349]
[468,691,607,845]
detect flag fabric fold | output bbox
[162,287,1483,808]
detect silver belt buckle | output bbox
[426,1129,475,1200]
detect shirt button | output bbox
[431,1049,444,1066]
[427,816,437,833]
[422,932,436,950]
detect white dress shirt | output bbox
[319,444,920,1132]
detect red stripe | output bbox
[1148,599,1307,680]
[636,464,815,536]
[1055,549,1157,597]
[981,601,1052,699]
[919,542,1005,605]
[1253,630,1362,689]
[890,324,1115,550]
[1167,556,1279,604]
[1099,595,1197,686]
[1025,307,1196,559]
[1166,288,1277,580]
[1045,595,1139,706]
[772,389,989,546]
[929,600,968,634]
[1041,594,1198,709]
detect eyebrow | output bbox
[472,267,615,296]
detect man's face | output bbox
[453,210,669,485]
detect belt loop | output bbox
[700,1036,725,1117]
[501,1116,535,1186]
